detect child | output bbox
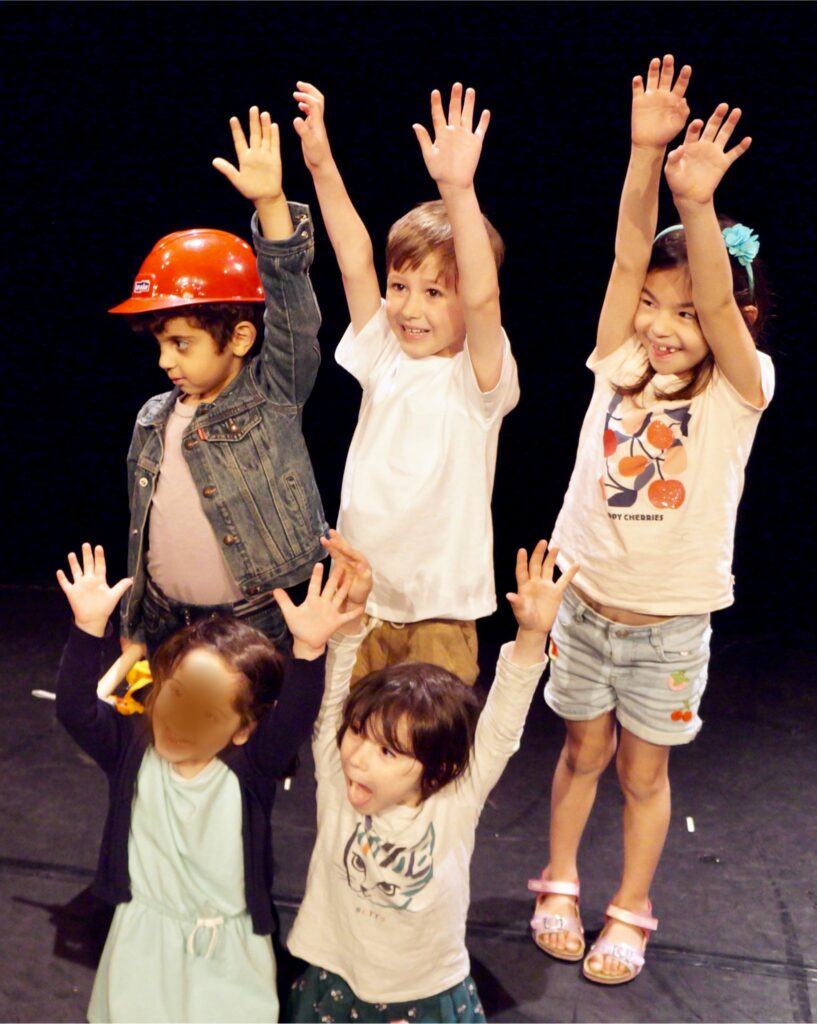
[528,56,774,985]
[55,542,362,1023]
[281,531,578,1022]
[110,106,327,657]
[292,81,519,685]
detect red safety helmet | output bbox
[109,228,264,314]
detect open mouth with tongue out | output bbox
[346,776,373,808]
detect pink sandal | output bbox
[582,902,658,984]
[527,876,585,961]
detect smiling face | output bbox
[154,317,251,404]
[634,267,710,378]
[150,647,253,777]
[385,253,466,360]
[339,714,425,816]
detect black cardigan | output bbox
[55,625,324,935]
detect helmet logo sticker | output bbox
[133,279,151,294]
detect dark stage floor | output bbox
[1,587,815,1024]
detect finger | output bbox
[529,539,549,578]
[295,81,324,103]
[332,573,352,607]
[505,592,520,608]
[212,158,240,185]
[632,74,645,99]
[268,121,281,158]
[514,547,529,589]
[658,54,675,91]
[229,115,249,156]
[272,587,295,616]
[461,86,476,131]
[306,561,324,599]
[540,541,559,579]
[55,568,71,594]
[413,123,434,161]
[429,89,446,135]
[714,107,741,147]
[672,63,692,97]
[94,544,106,577]
[724,135,752,165]
[260,110,272,149]
[110,578,134,603]
[66,551,81,582]
[702,102,729,142]
[248,105,262,148]
[474,109,490,141]
[81,542,94,576]
[557,562,581,590]
[665,144,684,167]
[338,606,364,626]
[292,116,308,138]
[645,57,661,92]
[448,82,463,126]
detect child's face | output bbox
[154,317,246,404]
[385,254,466,360]
[340,714,424,815]
[634,267,710,377]
[151,647,253,777]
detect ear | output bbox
[741,304,758,327]
[228,321,257,357]
[231,720,257,747]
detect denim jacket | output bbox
[121,202,328,641]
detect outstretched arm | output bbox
[213,106,294,240]
[664,104,761,404]
[597,55,691,359]
[414,83,502,391]
[293,82,381,332]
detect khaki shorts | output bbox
[351,616,479,686]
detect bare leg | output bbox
[585,727,671,978]
[534,712,617,955]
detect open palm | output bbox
[631,55,691,149]
[665,103,751,205]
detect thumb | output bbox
[212,157,240,184]
[413,123,434,160]
[110,578,134,603]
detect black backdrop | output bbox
[2,1,814,646]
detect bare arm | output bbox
[293,82,381,332]
[414,84,502,391]
[665,105,761,404]
[597,56,691,360]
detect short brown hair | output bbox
[337,662,482,801]
[125,302,264,353]
[146,616,285,730]
[386,199,505,285]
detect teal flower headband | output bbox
[653,223,759,301]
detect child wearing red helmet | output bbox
[110,107,327,658]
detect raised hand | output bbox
[273,562,363,656]
[212,106,284,205]
[506,541,578,639]
[292,82,334,173]
[56,544,133,638]
[664,103,751,206]
[631,55,691,150]
[413,83,490,192]
[319,529,373,612]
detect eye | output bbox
[679,311,698,320]
[388,281,406,292]
[377,882,397,896]
[174,340,189,352]
[349,722,361,736]
[426,288,442,298]
[640,296,654,308]
[352,853,365,871]
[380,745,396,758]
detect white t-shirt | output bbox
[147,398,243,605]
[286,631,547,1003]
[552,338,775,615]
[335,302,519,622]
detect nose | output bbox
[348,734,370,769]
[401,289,422,319]
[157,343,175,370]
[650,308,674,337]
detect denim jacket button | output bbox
[223,534,237,545]
[184,437,197,450]
[138,477,148,488]
[247,585,261,596]
[202,486,216,498]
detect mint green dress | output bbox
[88,748,279,1023]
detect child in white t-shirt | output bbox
[529,56,774,985]
[292,81,519,685]
[278,532,577,1022]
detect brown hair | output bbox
[145,616,285,730]
[615,215,770,402]
[125,302,265,353]
[337,662,482,801]
[386,199,505,286]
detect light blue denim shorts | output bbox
[545,585,712,746]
